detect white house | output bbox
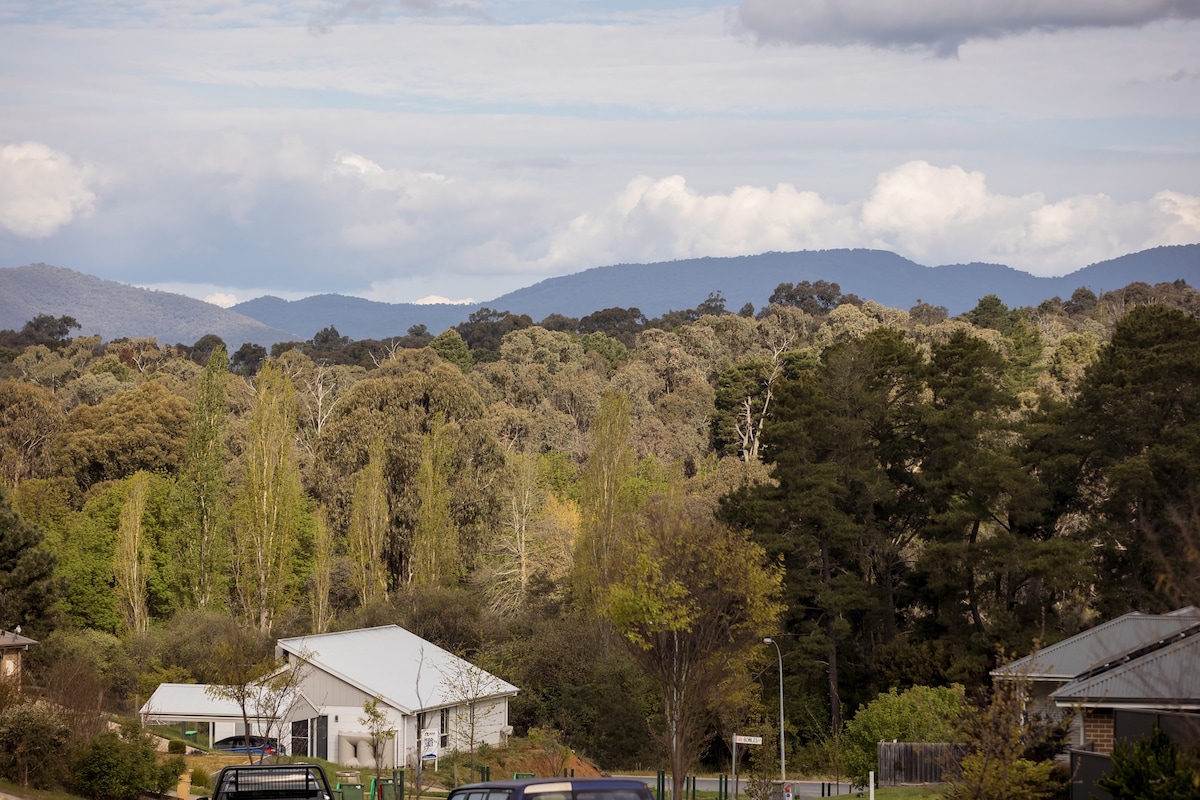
[140,625,519,769]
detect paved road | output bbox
[614,776,858,799]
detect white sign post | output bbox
[731,735,763,800]
[420,728,439,770]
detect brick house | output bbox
[991,606,1200,751]
[992,607,1200,800]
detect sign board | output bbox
[734,735,763,745]
[784,784,792,800]
[420,728,439,760]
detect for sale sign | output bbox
[420,728,439,760]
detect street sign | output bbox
[734,735,763,745]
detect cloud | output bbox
[204,292,240,308]
[543,176,852,268]
[308,0,487,35]
[735,0,1200,56]
[541,162,1200,277]
[414,294,476,305]
[0,142,97,238]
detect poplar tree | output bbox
[176,345,229,608]
[348,438,389,605]
[231,360,305,631]
[574,391,637,614]
[309,505,334,633]
[409,418,458,586]
[114,471,150,634]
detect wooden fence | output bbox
[876,742,966,786]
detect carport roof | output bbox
[140,683,276,724]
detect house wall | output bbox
[1082,709,1115,754]
[446,697,509,753]
[281,665,513,769]
[1,651,20,680]
[1028,679,1084,746]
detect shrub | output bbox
[1098,727,1200,799]
[70,728,161,800]
[156,755,188,797]
[842,684,965,786]
[168,738,186,754]
[0,702,70,788]
[191,766,212,789]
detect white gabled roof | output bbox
[140,683,276,724]
[277,625,518,715]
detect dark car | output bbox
[448,778,653,800]
[213,735,279,756]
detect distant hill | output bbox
[3,245,1197,346]
[0,263,299,347]
[232,245,1200,342]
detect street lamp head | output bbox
[763,637,774,644]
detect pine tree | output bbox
[0,488,60,636]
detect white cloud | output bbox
[204,292,240,308]
[541,162,1200,278]
[542,175,851,268]
[414,294,476,305]
[0,142,97,238]
[735,0,1200,55]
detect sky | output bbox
[1,1,1198,308]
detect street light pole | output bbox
[764,637,786,781]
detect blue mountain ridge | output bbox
[232,245,1200,343]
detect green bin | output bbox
[340,783,364,800]
[371,777,403,800]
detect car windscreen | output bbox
[454,790,512,800]
[575,790,650,800]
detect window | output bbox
[440,708,450,748]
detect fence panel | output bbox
[876,742,965,786]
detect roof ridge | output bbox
[1068,620,1200,684]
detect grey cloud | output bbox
[308,0,487,35]
[735,0,1200,57]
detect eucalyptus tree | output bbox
[50,381,190,492]
[0,380,63,489]
[314,350,504,589]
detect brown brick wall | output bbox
[1083,709,1115,753]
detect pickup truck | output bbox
[202,764,335,800]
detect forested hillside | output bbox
[1,277,1198,778]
